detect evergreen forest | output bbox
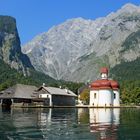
[0,59,83,94]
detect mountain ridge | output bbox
[22,3,140,82]
[0,15,33,76]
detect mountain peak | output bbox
[22,3,140,82]
[121,3,139,12]
[0,15,33,75]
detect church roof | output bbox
[90,79,119,90]
[90,67,119,90]
[100,67,108,74]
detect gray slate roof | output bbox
[0,84,37,99]
[38,86,77,97]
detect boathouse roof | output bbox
[37,86,77,97]
[0,84,37,99]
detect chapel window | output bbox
[114,93,116,99]
[94,93,96,99]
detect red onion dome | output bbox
[91,79,112,89]
[90,80,100,89]
[99,79,111,89]
[91,79,119,90]
[100,67,108,74]
[110,80,119,90]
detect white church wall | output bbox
[113,90,120,106]
[98,89,113,106]
[90,90,99,106]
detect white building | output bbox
[90,67,120,107]
[34,85,77,106]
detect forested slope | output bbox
[110,58,140,104]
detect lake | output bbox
[0,108,140,140]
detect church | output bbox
[90,67,120,107]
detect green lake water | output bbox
[0,108,140,140]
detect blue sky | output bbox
[0,0,140,45]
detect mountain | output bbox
[0,15,83,94]
[0,58,83,94]
[0,58,62,93]
[110,57,140,81]
[22,3,140,82]
[0,16,33,75]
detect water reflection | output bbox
[1,107,140,140]
[1,106,11,114]
[78,108,120,140]
[78,108,89,124]
[89,109,120,140]
[36,108,78,140]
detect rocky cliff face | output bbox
[22,3,140,82]
[0,16,33,75]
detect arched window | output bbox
[94,93,96,99]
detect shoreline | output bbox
[1,104,140,109]
[6,105,140,108]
